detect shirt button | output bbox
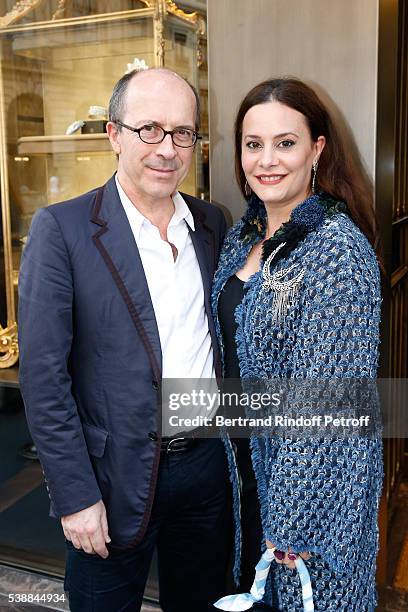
[152,381,159,390]
[148,432,158,441]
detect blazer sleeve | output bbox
[264,234,383,575]
[18,207,102,517]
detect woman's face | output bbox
[241,100,325,212]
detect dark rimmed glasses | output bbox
[113,119,201,148]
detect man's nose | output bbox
[155,133,177,158]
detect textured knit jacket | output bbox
[211,201,383,611]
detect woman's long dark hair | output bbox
[234,77,381,258]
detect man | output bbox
[18,68,231,612]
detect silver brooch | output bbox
[262,242,305,323]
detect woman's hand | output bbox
[266,539,311,570]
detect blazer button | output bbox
[148,432,158,441]
[152,380,159,391]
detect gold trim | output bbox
[165,0,205,34]
[52,0,67,21]
[0,0,46,27]
[165,0,197,23]
[0,48,16,331]
[0,2,204,34]
[0,8,154,34]
[0,323,18,369]
[51,0,152,21]
[165,0,205,70]
[153,0,166,67]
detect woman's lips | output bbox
[255,174,286,185]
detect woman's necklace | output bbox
[240,192,347,269]
[240,192,348,323]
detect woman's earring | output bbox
[245,180,252,197]
[312,159,319,194]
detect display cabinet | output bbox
[0,0,207,368]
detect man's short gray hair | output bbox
[108,68,201,131]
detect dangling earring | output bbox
[244,180,252,197]
[311,158,319,194]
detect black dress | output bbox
[218,274,263,592]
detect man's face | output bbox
[107,73,196,206]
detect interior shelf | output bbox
[17,134,112,155]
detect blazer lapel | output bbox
[90,176,162,380]
[188,223,213,312]
[183,196,222,379]
[183,195,215,305]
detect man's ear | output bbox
[106,121,121,155]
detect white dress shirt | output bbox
[115,175,215,383]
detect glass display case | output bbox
[0,0,207,368]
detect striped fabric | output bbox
[214,547,314,611]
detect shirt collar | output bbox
[115,174,195,240]
[171,191,195,231]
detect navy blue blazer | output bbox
[18,175,226,548]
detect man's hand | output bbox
[61,500,111,558]
[266,539,311,570]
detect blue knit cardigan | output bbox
[211,199,383,611]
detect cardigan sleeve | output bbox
[264,226,383,575]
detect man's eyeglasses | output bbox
[113,120,201,148]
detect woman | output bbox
[212,78,383,611]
